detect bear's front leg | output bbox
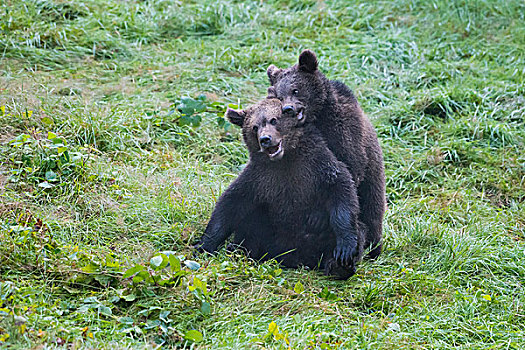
[330,205,360,267]
[195,180,255,253]
[195,211,230,253]
[327,177,363,273]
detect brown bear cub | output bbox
[267,50,386,260]
[196,99,364,279]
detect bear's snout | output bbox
[282,105,295,116]
[282,104,305,123]
[259,135,272,148]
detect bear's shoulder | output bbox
[329,80,358,103]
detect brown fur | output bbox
[267,50,386,259]
[196,99,364,279]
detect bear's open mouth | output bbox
[297,109,304,122]
[265,140,283,159]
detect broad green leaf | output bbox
[133,271,151,284]
[99,305,112,316]
[45,170,58,182]
[178,97,206,116]
[122,294,136,302]
[132,274,144,284]
[169,254,181,272]
[41,116,54,125]
[200,302,211,315]
[47,131,57,140]
[179,114,202,127]
[193,277,203,290]
[159,250,177,255]
[83,297,99,304]
[77,305,91,313]
[318,287,337,301]
[158,254,170,270]
[118,316,134,325]
[52,137,65,145]
[38,181,54,189]
[217,116,227,129]
[184,260,200,271]
[150,255,163,269]
[294,282,305,294]
[122,265,144,279]
[184,330,203,342]
[81,263,99,273]
[94,274,112,286]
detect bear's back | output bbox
[330,80,358,104]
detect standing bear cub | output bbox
[267,50,386,259]
[196,98,364,279]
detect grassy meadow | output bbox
[1,0,524,348]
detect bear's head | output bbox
[266,50,329,125]
[225,99,305,162]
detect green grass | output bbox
[1,0,524,348]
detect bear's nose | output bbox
[282,105,295,116]
[259,135,272,148]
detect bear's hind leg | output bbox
[358,176,385,260]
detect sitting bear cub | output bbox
[196,98,364,279]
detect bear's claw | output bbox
[324,258,355,280]
[333,244,357,267]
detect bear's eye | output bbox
[292,89,299,96]
[269,118,277,126]
[252,125,258,133]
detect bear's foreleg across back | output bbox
[326,176,363,272]
[195,176,256,253]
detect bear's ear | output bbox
[225,108,246,127]
[267,65,283,85]
[298,49,318,73]
[267,86,277,98]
